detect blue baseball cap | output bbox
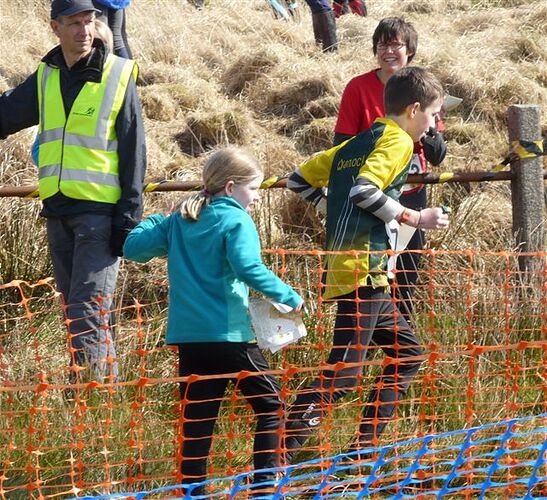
[50,0,101,20]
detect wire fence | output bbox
[0,249,546,498]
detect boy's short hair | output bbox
[384,66,444,116]
[372,17,418,63]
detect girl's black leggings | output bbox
[177,342,282,492]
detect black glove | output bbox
[422,127,447,166]
[110,227,131,257]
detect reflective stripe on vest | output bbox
[36,53,138,203]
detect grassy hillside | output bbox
[1,0,546,283]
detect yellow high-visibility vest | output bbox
[36,53,138,203]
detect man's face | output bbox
[408,98,443,142]
[51,11,95,61]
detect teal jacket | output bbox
[123,196,302,344]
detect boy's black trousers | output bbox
[285,285,424,460]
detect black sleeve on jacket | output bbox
[113,76,147,230]
[333,132,353,147]
[421,129,447,166]
[0,72,39,139]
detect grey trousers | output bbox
[47,214,119,383]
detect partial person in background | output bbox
[304,0,337,52]
[123,147,303,496]
[332,0,366,18]
[95,18,114,52]
[92,0,133,58]
[0,0,146,385]
[333,17,448,320]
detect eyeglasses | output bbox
[377,42,406,52]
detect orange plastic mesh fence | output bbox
[0,249,545,498]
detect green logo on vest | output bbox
[73,107,96,117]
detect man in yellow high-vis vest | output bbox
[0,0,147,387]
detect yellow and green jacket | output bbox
[288,117,413,299]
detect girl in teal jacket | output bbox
[124,147,303,496]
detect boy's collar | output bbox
[379,116,413,140]
[377,116,400,127]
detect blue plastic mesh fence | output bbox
[74,413,547,499]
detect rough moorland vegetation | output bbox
[1,0,546,286]
[0,2,546,497]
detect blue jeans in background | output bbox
[304,0,332,13]
[93,2,133,59]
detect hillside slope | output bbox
[0,0,546,282]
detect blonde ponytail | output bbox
[179,191,211,221]
[179,147,262,221]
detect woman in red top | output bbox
[334,17,447,319]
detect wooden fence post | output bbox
[507,104,545,281]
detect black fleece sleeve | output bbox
[113,75,146,230]
[0,72,39,139]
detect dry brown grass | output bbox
[0,0,546,258]
[221,49,280,96]
[295,116,337,154]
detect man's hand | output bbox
[110,227,131,257]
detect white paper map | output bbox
[385,220,417,280]
[248,298,307,353]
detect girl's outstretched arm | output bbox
[226,214,302,309]
[123,213,169,263]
